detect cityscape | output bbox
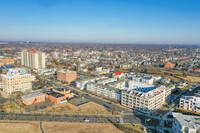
[0,0,200,133]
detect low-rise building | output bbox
[46,88,73,103]
[0,58,15,65]
[53,88,73,98]
[86,82,121,102]
[38,69,54,76]
[76,76,106,90]
[164,62,175,69]
[48,91,67,104]
[21,92,45,105]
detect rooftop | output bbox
[49,91,65,98]
[22,92,44,99]
[90,82,120,92]
[58,69,76,73]
[54,88,69,92]
[1,68,31,78]
[173,112,200,129]
[123,86,166,99]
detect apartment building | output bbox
[121,85,171,114]
[86,82,121,102]
[21,48,45,69]
[76,76,106,90]
[0,58,15,65]
[179,96,200,113]
[97,77,117,85]
[57,69,77,83]
[172,112,200,133]
[107,80,126,89]
[127,73,162,85]
[38,69,54,76]
[21,92,45,105]
[1,68,32,94]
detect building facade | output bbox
[121,85,171,114]
[1,68,33,94]
[46,88,73,103]
[76,76,106,90]
[86,82,121,102]
[57,69,77,83]
[172,112,200,133]
[21,92,45,105]
[21,49,45,69]
[179,96,200,113]
[0,58,15,65]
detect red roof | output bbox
[115,71,125,75]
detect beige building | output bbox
[1,68,32,94]
[21,49,45,69]
[121,85,172,114]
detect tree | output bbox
[182,72,187,77]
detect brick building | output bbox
[164,62,175,69]
[0,58,15,65]
[57,69,77,83]
[46,88,73,103]
[21,92,45,105]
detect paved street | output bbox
[0,113,117,123]
[42,79,161,126]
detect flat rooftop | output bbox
[49,91,65,98]
[173,112,200,129]
[54,88,69,92]
[58,69,76,73]
[22,92,44,99]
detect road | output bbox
[41,78,160,126]
[0,113,117,123]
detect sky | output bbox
[0,0,200,44]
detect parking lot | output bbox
[25,101,54,112]
[69,98,90,106]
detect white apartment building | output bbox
[121,84,172,114]
[1,68,33,94]
[172,112,200,133]
[21,49,45,69]
[179,96,200,113]
[76,76,106,90]
[38,69,54,76]
[107,80,126,90]
[86,82,121,102]
[127,73,162,85]
[97,78,117,85]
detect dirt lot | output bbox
[177,76,200,83]
[42,122,124,133]
[0,121,123,133]
[40,102,111,115]
[0,121,41,133]
[1,102,20,113]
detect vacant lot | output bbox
[177,76,200,83]
[0,121,124,133]
[1,102,20,113]
[42,122,124,133]
[40,102,111,115]
[165,75,180,82]
[0,121,41,133]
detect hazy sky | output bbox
[0,0,200,44]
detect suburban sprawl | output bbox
[0,42,200,133]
